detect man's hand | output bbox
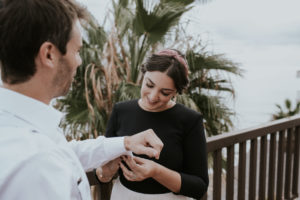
[124,129,163,159]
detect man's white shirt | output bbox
[0,87,129,200]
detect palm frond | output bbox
[114,81,141,102]
[176,93,199,111]
[133,0,192,44]
[186,50,243,76]
[272,99,300,120]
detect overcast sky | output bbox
[78,0,300,130]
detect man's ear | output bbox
[37,42,59,69]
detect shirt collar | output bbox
[0,87,65,142]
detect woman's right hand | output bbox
[96,157,121,182]
[120,156,158,182]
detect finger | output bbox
[136,146,159,159]
[122,170,133,181]
[120,163,132,177]
[123,156,139,172]
[120,164,133,181]
[120,163,135,181]
[145,130,163,159]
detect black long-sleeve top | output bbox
[105,100,209,199]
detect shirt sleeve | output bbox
[68,136,127,171]
[178,115,209,199]
[68,105,129,171]
[2,151,76,200]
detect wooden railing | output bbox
[203,115,300,200]
[87,115,300,200]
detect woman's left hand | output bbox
[120,156,158,182]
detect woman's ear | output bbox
[172,95,177,102]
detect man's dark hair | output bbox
[0,0,87,84]
[141,50,189,94]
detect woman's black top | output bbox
[105,100,209,199]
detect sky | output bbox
[78,0,300,130]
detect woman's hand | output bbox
[121,156,182,193]
[96,157,121,183]
[120,156,158,182]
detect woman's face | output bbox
[140,71,177,112]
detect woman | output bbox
[97,49,209,200]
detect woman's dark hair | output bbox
[141,49,189,94]
[0,0,87,84]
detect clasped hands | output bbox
[120,155,158,182]
[96,129,163,182]
[97,155,158,183]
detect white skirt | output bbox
[110,178,192,200]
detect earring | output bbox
[172,95,177,102]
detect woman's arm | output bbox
[152,162,181,193]
[179,116,209,198]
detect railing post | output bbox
[213,149,222,200]
[226,145,234,200]
[276,130,286,200]
[284,128,293,199]
[292,126,300,198]
[268,132,277,200]
[249,139,258,200]
[259,135,267,200]
[238,142,246,200]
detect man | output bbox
[0,0,163,199]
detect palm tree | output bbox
[55,0,242,139]
[56,0,194,138]
[272,99,300,120]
